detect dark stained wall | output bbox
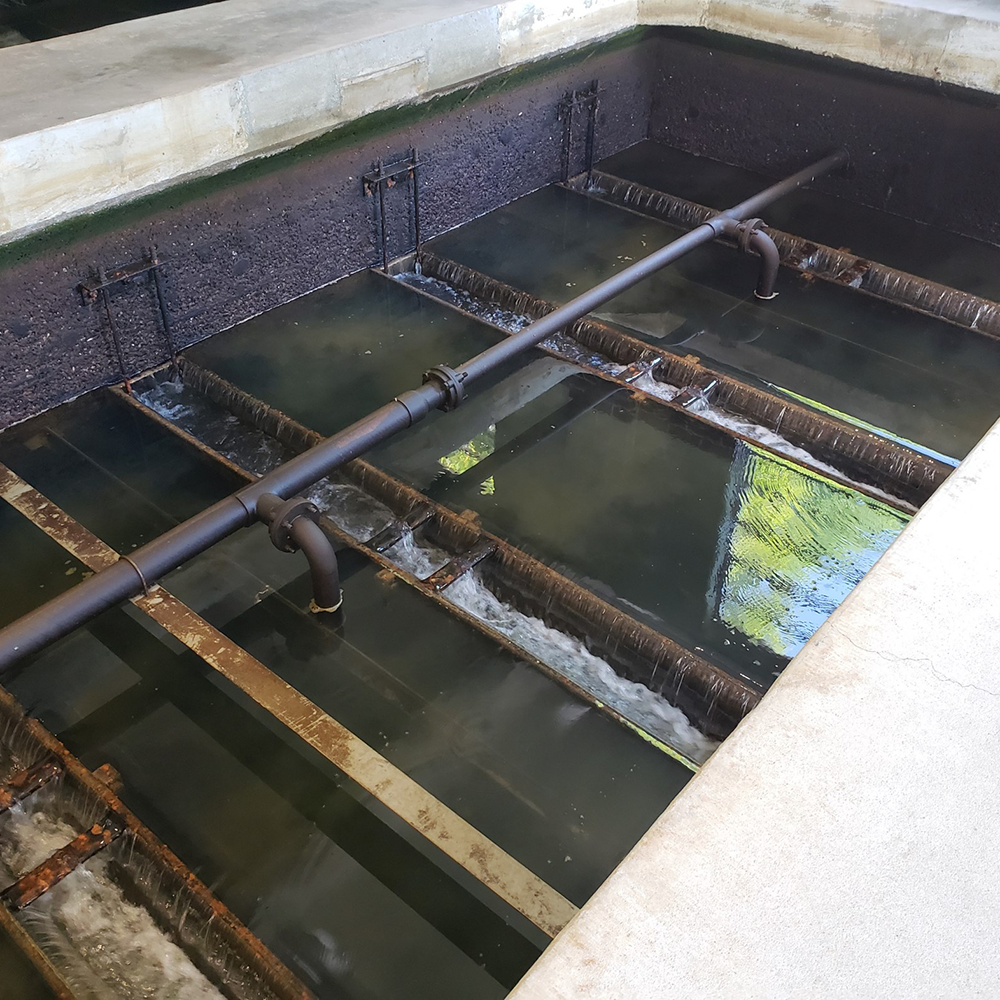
[3,27,1000,429]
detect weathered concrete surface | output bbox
[0,39,654,428]
[509,411,1000,999]
[2,0,1000,242]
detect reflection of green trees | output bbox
[439,426,497,495]
[438,426,497,474]
[718,445,908,657]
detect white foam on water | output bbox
[136,378,715,764]
[0,806,221,1000]
[443,574,717,765]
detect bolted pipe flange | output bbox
[734,217,767,255]
[264,496,321,552]
[423,364,467,411]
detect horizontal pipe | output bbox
[0,149,847,671]
[573,167,1000,342]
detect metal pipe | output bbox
[748,229,780,299]
[0,149,847,671]
[292,518,343,613]
[257,492,343,612]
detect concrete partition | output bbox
[3,0,1000,244]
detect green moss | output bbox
[0,26,650,271]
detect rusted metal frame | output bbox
[0,899,79,999]
[0,758,61,816]
[179,359,756,744]
[380,261,915,513]
[0,464,576,938]
[80,253,176,389]
[426,538,497,592]
[2,815,126,911]
[0,690,313,1000]
[112,387,602,796]
[567,169,1000,343]
[413,251,948,509]
[117,382,705,772]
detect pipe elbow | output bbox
[747,228,780,300]
[289,517,343,614]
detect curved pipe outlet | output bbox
[290,517,343,614]
[746,228,780,300]
[257,493,343,613]
[721,218,781,300]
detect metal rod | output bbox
[411,148,421,252]
[0,150,847,672]
[376,158,389,273]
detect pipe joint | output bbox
[422,364,467,411]
[258,493,343,614]
[728,218,780,300]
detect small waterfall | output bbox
[0,802,222,1000]
[136,377,721,764]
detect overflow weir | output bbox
[4,11,1000,997]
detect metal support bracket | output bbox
[0,759,62,817]
[424,538,497,592]
[1,813,125,911]
[365,502,436,553]
[363,150,422,272]
[78,249,177,391]
[558,81,601,184]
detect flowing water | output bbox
[599,141,1000,301]
[0,389,694,997]
[428,182,1000,461]
[0,801,221,1000]
[138,376,716,762]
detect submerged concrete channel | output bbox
[3,4,1000,997]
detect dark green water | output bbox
[0,390,690,997]
[187,269,506,437]
[429,183,1000,461]
[601,141,1000,301]
[173,261,907,687]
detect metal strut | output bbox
[0,149,849,672]
[363,150,422,271]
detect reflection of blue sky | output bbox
[768,381,961,468]
[710,443,908,658]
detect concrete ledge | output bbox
[508,411,1000,998]
[2,0,1000,243]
